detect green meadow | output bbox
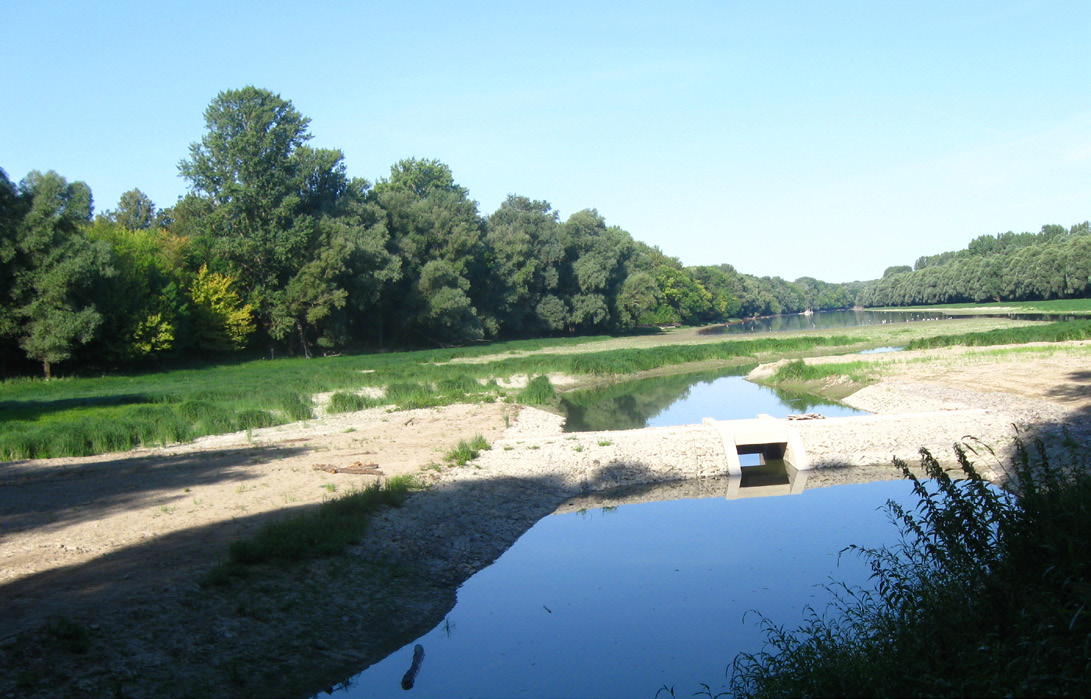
[3,314,1085,461]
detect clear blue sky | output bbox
[3,1,1089,282]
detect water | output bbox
[336,475,917,699]
[698,309,1075,335]
[561,369,866,432]
[698,309,952,334]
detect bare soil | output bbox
[1,340,1089,698]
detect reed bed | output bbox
[730,443,1091,697]
[908,319,1091,350]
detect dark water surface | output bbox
[336,476,917,699]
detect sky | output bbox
[3,1,1089,283]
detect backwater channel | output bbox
[330,311,1053,698]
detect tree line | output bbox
[859,222,1091,308]
[1,86,860,378]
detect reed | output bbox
[908,318,1091,350]
[730,442,1091,697]
[517,375,556,405]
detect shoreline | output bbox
[2,342,1090,697]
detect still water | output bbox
[699,308,1074,335]
[561,368,866,432]
[337,476,916,698]
[328,313,963,697]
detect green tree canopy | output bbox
[10,171,113,378]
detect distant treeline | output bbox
[859,222,1091,307]
[1,86,859,378]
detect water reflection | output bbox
[561,368,865,432]
[335,469,914,699]
[698,309,1074,335]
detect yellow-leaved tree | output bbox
[190,265,255,352]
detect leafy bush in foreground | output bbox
[731,442,1091,698]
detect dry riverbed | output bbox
[2,340,1090,697]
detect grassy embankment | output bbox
[730,442,1091,697]
[872,297,1091,315]
[0,332,878,461]
[760,318,1091,399]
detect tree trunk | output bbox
[297,322,311,359]
[43,359,51,381]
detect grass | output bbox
[908,318,1091,350]
[444,434,490,466]
[202,476,414,585]
[875,298,1091,314]
[730,441,1091,698]
[771,358,874,384]
[0,317,1048,461]
[517,375,556,405]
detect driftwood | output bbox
[311,461,384,475]
[786,413,827,421]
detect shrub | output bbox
[730,442,1091,698]
[518,375,556,405]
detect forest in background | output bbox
[0,87,859,378]
[1,86,1086,379]
[860,222,1091,307]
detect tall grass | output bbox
[770,358,874,384]
[444,434,490,466]
[517,375,556,405]
[203,476,415,585]
[730,442,1091,697]
[908,318,1091,350]
[2,332,866,460]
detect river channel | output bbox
[327,311,1052,697]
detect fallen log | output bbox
[311,461,384,475]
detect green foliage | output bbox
[731,443,1091,698]
[517,375,556,405]
[770,358,872,384]
[326,391,374,414]
[908,319,1091,350]
[101,188,157,230]
[444,434,490,465]
[205,477,413,583]
[863,221,1091,307]
[8,171,113,378]
[190,265,255,352]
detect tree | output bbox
[176,86,374,354]
[11,171,113,378]
[371,158,487,344]
[190,265,255,352]
[101,188,156,230]
[0,169,24,363]
[483,195,565,335]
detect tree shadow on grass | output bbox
[0,444,311,538]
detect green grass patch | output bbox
[326,391,375,414]
[0,322,1040,461]
[771,359,874,384]
[877,298,1091,314]
[517,375,556,405]
[908,319,1091,350]
[203,477,414,585]
[730,443,1091,698]
[444,434,490,466]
